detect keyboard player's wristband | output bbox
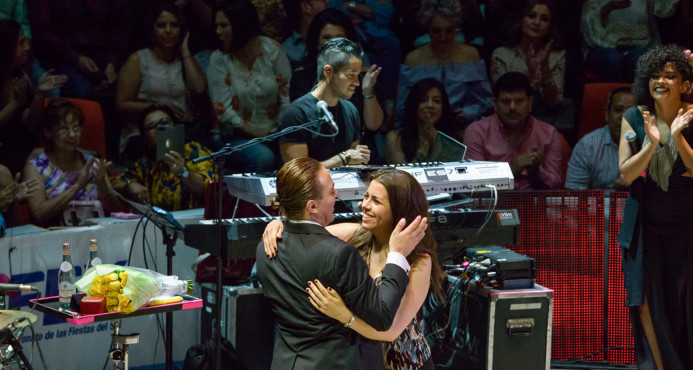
[338,152,346,166]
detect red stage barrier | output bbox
[467,190,633,363]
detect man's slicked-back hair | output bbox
[316,37,363,81]
[275,157,324,220]
[492,71,532,98]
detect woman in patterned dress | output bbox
[263,169,444,369]
[23,99,119,226]
[112,104,216,211]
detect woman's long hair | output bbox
[213,0,260,52]
[303,9,359,69]
[348,169,445,299]
[401,78,455,163]
[0,20,20,87]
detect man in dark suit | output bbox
[256,157,427,369]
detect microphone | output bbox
[316,100,339,134]
[625,130,640,155]
[0,284,38,293]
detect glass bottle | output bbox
[86,239,102,270]
[58,242,76,309]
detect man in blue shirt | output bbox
[565,87,636,190]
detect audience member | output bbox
[385,78,465,164]
[0,20,66,175]
[333,0,400,113]
[289,9,384,163]
[0,164,38,228]
[281,0,329,69]
[464,72,563,190]
[112,105,216,211]
[491,0,574,133]
[581,0,660,83]
[116,3,209,160]
[252,0,290,41]
[27,0,133,160]
[0,0,54,96]
[23,99,119,227]
[279,37,370,169]
[566,87,635,190]
[207,0,292,173]
[398,0,493,129]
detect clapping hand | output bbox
[36,69,68,92]
[671,108,693,141]
[642,111,660,145]
[12,173,39,202]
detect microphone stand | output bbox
[193,117,335,370]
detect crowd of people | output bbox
[2,0,693,367]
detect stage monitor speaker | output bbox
[201,283,275,369]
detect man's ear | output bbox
[527,95,533,112]
[323,64,333,79]
[306,199,318,216]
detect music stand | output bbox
[117,193,184,370]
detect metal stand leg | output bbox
[109,319,139,370]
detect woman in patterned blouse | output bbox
[112,105,216,211]
[23,99,119,226]
[207,0,292,173]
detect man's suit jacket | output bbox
[256,221,409,369]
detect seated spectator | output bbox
[116,3,209,159]
[279,37,370,169]
[581,0,660,83]
[290,9,384,163]
[26,0,132,160]
[0,164,38,229]
[385,78,465,164]
[491,0,574,133]
[463,72,563,190]
[112,105,216,211]
[565,87,636,190]
[397,0,493,128]
[0,20,66,175]
[333,0,400,113]
[252,0,290,42]
[282,0,329,69]
[23,99,119,227]
[207,0,292,173]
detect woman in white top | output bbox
[116,3,208,158]
[207,0,292,173]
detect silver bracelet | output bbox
[344,314,355,328]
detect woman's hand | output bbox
[128,182,150,204]
[262,219,283,258]
[642,110,661,145]
[361,64,382,97]
[76,158,95,189]
[13,172,39,202]
[36,70,68,93]
[180,32,191,57]
[92,158,112,186]
[306,279,353,324]
[12,75,31,105]
[164,150,186,176]
[671,108,693,141]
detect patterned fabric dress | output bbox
[115,142,216,211]
[372,273,432,370]
[29,151,99,201]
